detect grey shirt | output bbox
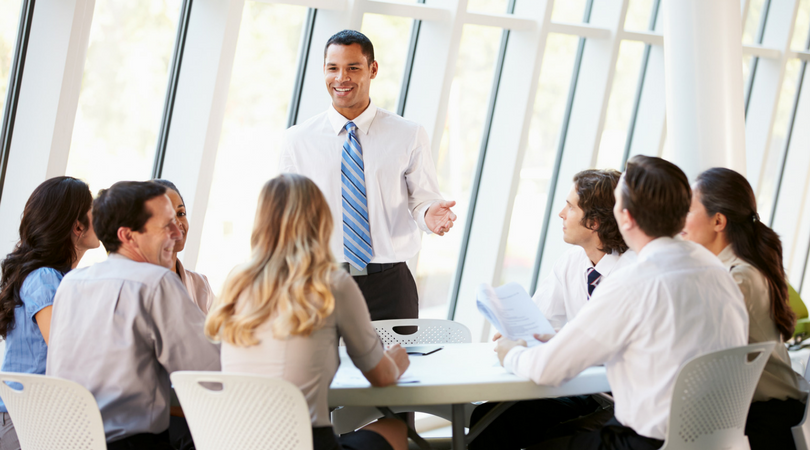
[221,269,384,427]
[46,253,221,443]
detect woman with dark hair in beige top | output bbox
[152,179,214,314]
[681,167,808,450]
[205,174,410,450]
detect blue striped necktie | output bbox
[341,122,372,270]
[586,267,602,300]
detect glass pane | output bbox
[0,0,23,119]
[68,0,182,266]
[415,24,501,319]
[624,0,654,31]
[360,14,413,113]
[757,58,801,224]
[551,0,586,22]
[467,0,510,14]
[500,33,580,288]
[742,55,753,94]
[196,3,308,293]
[792,0,810,51]
[596,40,646,170]
[742,0,767,44]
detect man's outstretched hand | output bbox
[426,200,457,236]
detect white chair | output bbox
[790,353,810,449]
[0,372,106,450]
[659,342,775,450]
[372,318,472,346]
[171,371,312,450]
[333,319,472,434]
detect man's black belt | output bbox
[340,262,397,276]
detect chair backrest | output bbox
[171,371,312,450]
[372,319,472,346]
[790,284,808,320]
[0,372,106,450]
[661,342,775,450]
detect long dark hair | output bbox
[695,167,794,340]
[0,177,93,339]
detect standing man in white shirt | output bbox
[475,169,634,449]
[490,156,748,450]
[280,30,456,321]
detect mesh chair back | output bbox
[661,342,775,450]
[171,371,312,450]
[372,319,472,346]
[0,372,106,450]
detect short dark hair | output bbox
[573,169,628,255]
[152,179,184,205]
[93,181,167,253]
[324,30,375,65]
[621,155,691,238]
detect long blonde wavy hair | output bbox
[205,174,336,346]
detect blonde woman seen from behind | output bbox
[206,174,409,450]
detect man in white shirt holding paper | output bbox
[474,168,634,449]
[491,155,748,450]
[280,30,456,323]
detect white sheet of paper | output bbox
[476,282,555,347]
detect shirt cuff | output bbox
[504,346,529,374]
[416,201,436,234]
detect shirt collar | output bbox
[717,244,740,267]
[327,100,377,136]
[637,236,676,262]
[592,251,621,276]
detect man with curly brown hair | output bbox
[532,169,635,330]
[473,169,635,450]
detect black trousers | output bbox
[469,395,611,450]
[351,262,418,321]
[746,397,805,450]
[107,430,173,450]
[536,417,664,450]
[314,426,393,450]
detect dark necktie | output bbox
[586,267,602,300]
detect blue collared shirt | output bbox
[0,267,63,412]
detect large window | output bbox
[195,3,308,293]
[68,0,182,266]
[414,24,501,318]
[499,33,580,287]
[360,14,412,113]
[0,0,23,119]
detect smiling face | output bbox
[164,189,188,253]
[131,195,182,268]
[681,189,720,248]
[324,43,378,120]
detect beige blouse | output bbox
[718,245,808,403]
[220,269,384,427]
[175,259,215,314]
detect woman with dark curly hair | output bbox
[0,176,99,449]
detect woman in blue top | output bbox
[0,176,99,450]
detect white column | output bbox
[451,1,554,341]
[159,0,245,270]
[0,0,94,254]
[662,0,747,181]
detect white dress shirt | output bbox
[504,237,749,440]
[533,246,637,330]
[280,101,444,263]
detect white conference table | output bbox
[329,343,609,449]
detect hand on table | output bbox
[425,200,457,236]
[385,344,410,379]
[495,337,527,367]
